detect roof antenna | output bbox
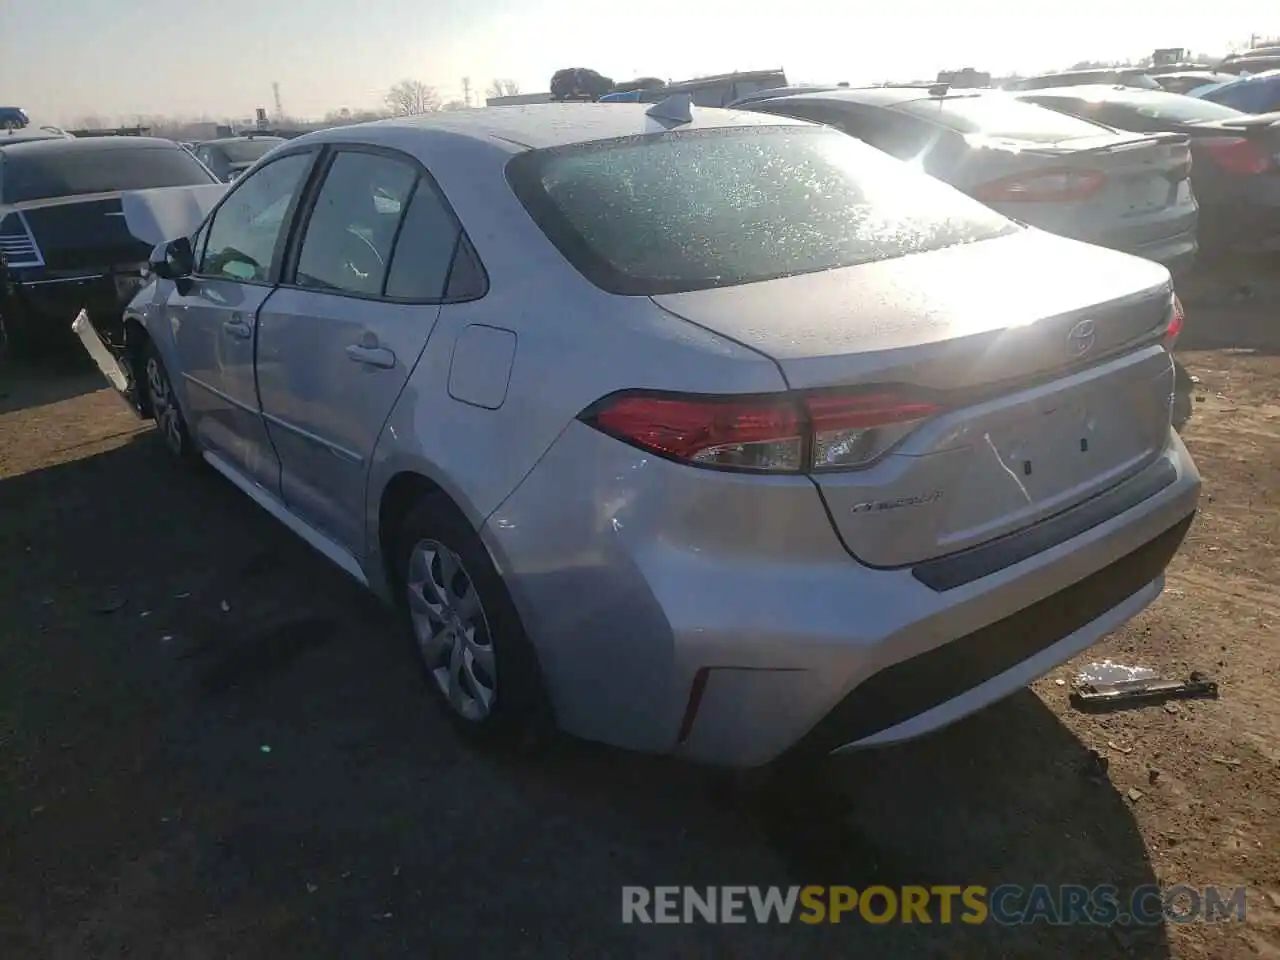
[645,93,693,124]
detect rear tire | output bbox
[395,495,552,750]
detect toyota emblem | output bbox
[1067,319,1096,358]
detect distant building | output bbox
[937,67,992,88]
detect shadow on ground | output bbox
[0,430,1169,958]
[0,351,104,415]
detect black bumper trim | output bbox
[791,511,1195,759]
[912,458,1178,592]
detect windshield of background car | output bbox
[0,144,216,203]
[506,125,1019,296]
[897,94,1109,142]
[1102,90,1247,124]
[220,139,284,164]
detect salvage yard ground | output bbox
[1,264,1277,959]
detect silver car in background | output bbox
[83,103,1200,768]
[741,87,1200,275]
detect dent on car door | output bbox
[255,147,462,553]
[168,150,316,491]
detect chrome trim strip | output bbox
[19,274,106,286]
[181,372,259,415]
[261,410,364,464]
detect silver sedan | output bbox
[83,101,1201,768]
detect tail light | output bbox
[971,168,1106,203]
[1165,293,1185,349]
[581,389,944,473]
[1199,137,1268,175]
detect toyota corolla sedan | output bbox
[77,101,1200,769]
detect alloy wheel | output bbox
[145,355,184,455]
[406,539,497,722]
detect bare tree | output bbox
[384,79,442,116]
[486,78,522,99]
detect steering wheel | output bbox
[341,226,385,291]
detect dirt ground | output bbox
[0,266,1277,959]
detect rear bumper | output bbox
[1197,176,1280,251]
[484,419,1201,769]
[2,270,144,347]
[1122,228,1198,277]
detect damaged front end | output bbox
[72,183,225,416]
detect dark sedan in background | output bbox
[741,87,1198,274]
[0,136,217,356]
[1016,85,1280,252]
[191,134,285,182]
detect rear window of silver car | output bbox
[896,94,1109,142]
[506,126,1019,296]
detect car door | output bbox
[166,149,317,491]
[255,145,469,554]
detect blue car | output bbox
[1194,70,1280,113]
[0,106,30,129]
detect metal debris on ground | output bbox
[1080,749,1110,782]
[1107,740,1132,754]
[1127,788,1144,802]
[1070,666,1219,712]
[1211,756,1243,768]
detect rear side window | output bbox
[896,95,1108,142]
[0,145,216,203]
[220,139,284,164]
[507,125,1017,296]
[383,180,462,300]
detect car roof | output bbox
[753,86,994,109]
[294,102,805,152]
[201,135,286,146]
[1014,84,1174,101]
[0,135,182,156]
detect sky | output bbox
[1,0,1274,124]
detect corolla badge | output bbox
[850,490,943,515]
[1067,319,1097,358]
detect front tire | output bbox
[142,341,197,461]
[395,496,551,747]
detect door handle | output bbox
[222,317,252,340]
[345,344,397,369]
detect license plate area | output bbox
[935,355,1172,549]
[1123,177,1174,216]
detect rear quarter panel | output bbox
[360,128,786,583]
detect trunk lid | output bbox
[652,229,1177,566]
[15,192,152,272]
[968,131,1196,249]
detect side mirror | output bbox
[150,237,194,280]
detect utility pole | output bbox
[462,77,472,108]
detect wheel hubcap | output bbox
[406,540,496,721]
[146,356,183,454]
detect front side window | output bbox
[507,125,1018,296]
[294,150,418,297]
[199,152,313,283]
